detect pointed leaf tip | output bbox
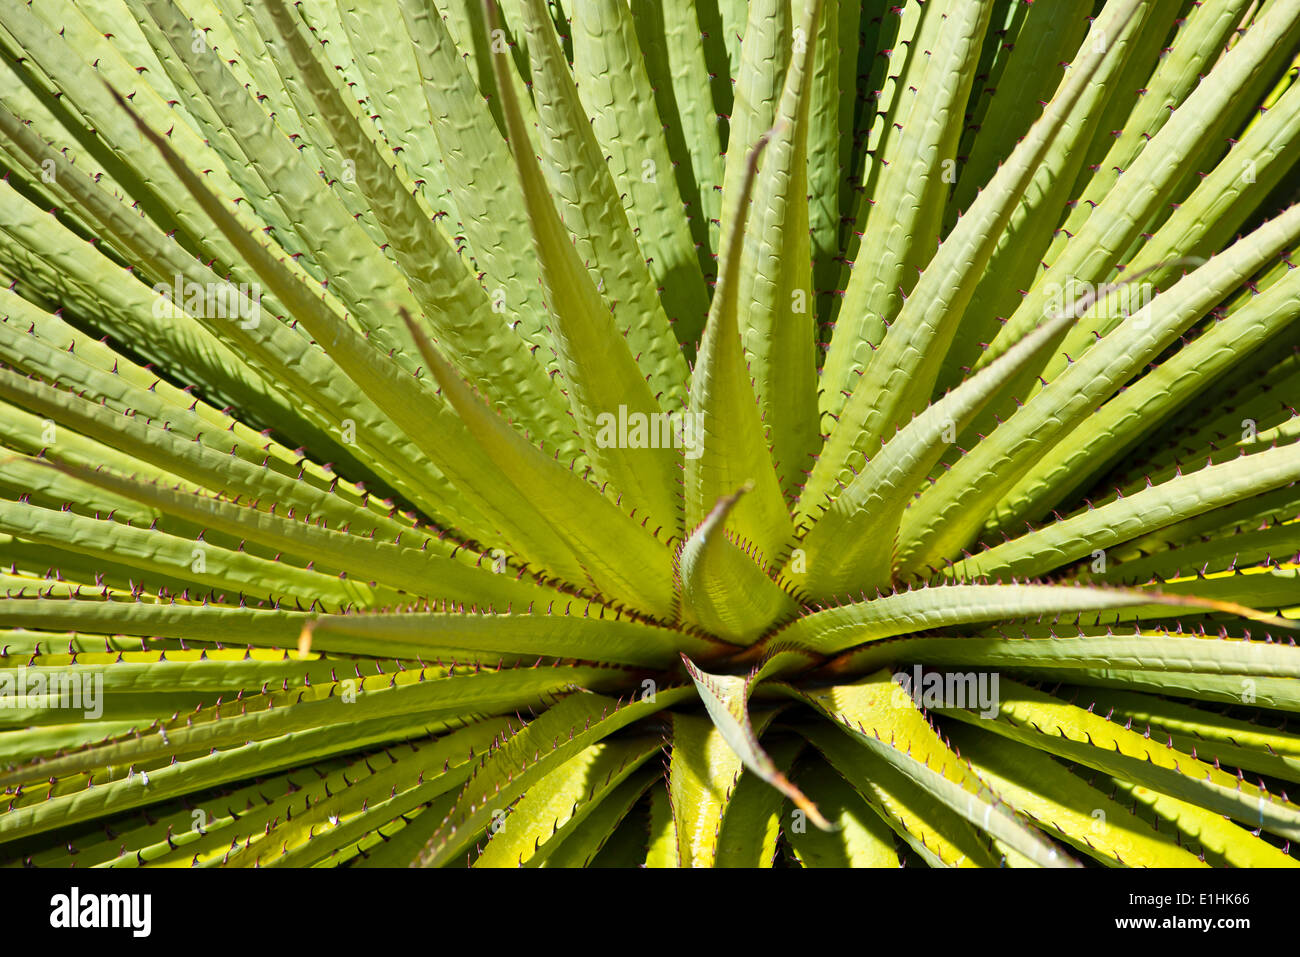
[681,654,833,831]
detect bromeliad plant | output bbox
[0,0,1298,869]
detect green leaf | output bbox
[644,780,679,867]
[0,662,624,790]
[677,486,798,642]
[473,736,660,867]
[332,0,458,221]
[980,0,1300,369]
[803,0,1142,525]
[936,676,1300,843]
[1057,686,1300,786]
[628,0,723,284]
[0,365,418,546]
[1106,774,1299,869]
[110,87,588,556]
[818,0,997,424]
[0,706,481,843]
[509,0,691,413]
[714,734,805,867]
[0,111,447,508]
[800,719,1000,868]
[715,0,790,263]
[960,439,1300,582]
[215,720,509,868]
[788,671,1078,867]
[943,723,1207,868]
[898,203,1300,574]
[1020,667,1300,714]
[36,459,551,611]
[982,260,1300,538]
[681,655,829,828]
[739,0,823,501]
[1028,0,1253,287]
[0,493,373,609]
[795,292,1083,597]
[1043,43,1300,388]
[935,0,1152,394]
[405,313,677,617]
[803,0,847,313]
[570,0,711,346]
[418,687,692,866]
[486,0,686,536]
[825,629,1300,682]
[541,767,659,868]
[396,0,557,378]
[769,582,1288,658]
[137,0,426,368]
[260,0,577,461]
[784,757,901,868]
[666,712,748,868]
[0,596,733,666]
[303,606,731,669]
[686,132,795,562]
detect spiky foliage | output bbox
[0,0,1298,869]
